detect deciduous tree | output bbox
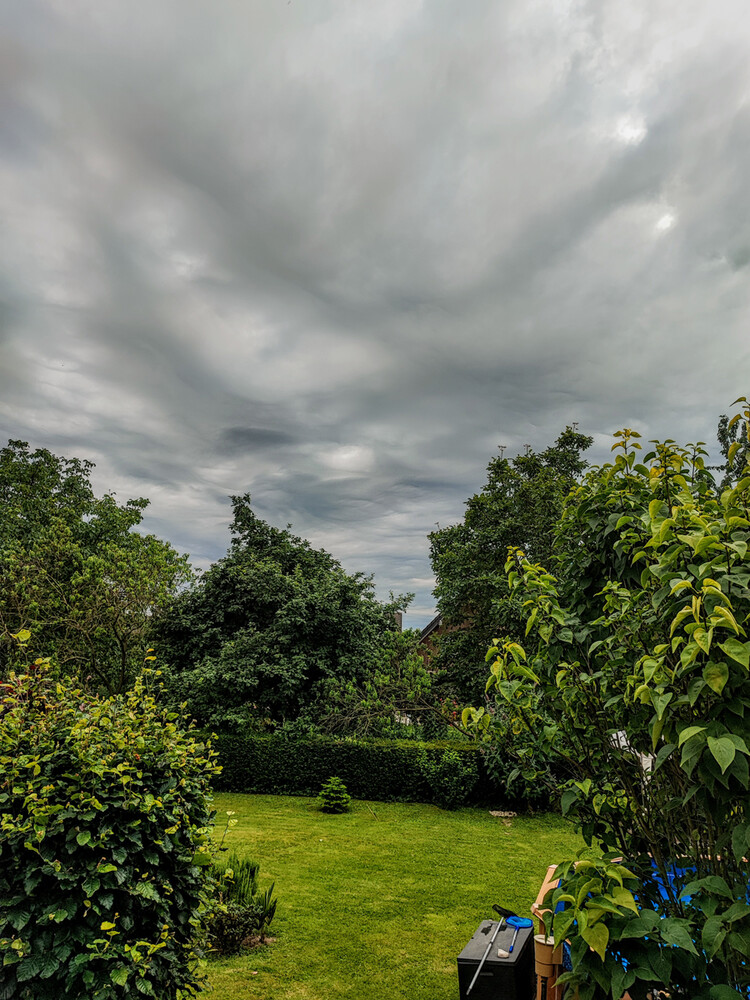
[0,440,192,692]
[316,628,433,737]
[428,427,592,702]
[154,495,410,729]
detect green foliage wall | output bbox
[0,662,219,1000]
[210,731,536,808]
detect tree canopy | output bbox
[154,494,411,729]
[0,440,192,692]
[715,409,750,488]
[428,427,593,702]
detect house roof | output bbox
[420,613,442,641]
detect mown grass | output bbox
[205,793,581,1000]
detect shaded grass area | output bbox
[205,794,581,1000]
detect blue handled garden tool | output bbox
[507,914,532,953]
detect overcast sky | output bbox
[2,1,750,627]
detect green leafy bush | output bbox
[205,852,277,955]
[0,661,219,1000]
[481,737,558,811]
[317,776,351,813]
[417,748,478,810]
[478,401,750,999]
[204,904,259,957]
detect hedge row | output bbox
[211,733,502,805]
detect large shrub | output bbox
[477,402,750,999]
[417,748,479,810]
[0,660,219,1000]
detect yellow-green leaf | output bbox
[710,607,739,633]
[581,920,609,961]
[693,628,712,655]
[703,661,729,694]
[719,638,750,670]
[678,725,706,746]
[611,886,639,914]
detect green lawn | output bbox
[205,793,581,1000]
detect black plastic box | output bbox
[457,920,534,1000]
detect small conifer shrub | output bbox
[317,776,351,813]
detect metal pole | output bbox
[509,925,520,953]
[466,919,504,996]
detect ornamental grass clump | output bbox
[206,851,278,954]
[0,658,219,1000]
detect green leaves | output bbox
[658,917,699,955]
[0,441,193,697]
[718,638,750,670]
[16,954,46,983]
[702,915,727,959]
[651,690,673,720]
[0,661,219,999]
[610,964,635,1000]
[189,852,213,868]
[709,986,746,1000]
[581,920,609,961]
[477,405,750,1000]
[703,660,729,694]
[678,725,706,745]
[154,493,417,729]
[618,909,660,939]
[610,885,639,914]
[427,427,593,703]
[707,736,737,773]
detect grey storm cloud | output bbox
[1,0,750,625]
[218,427,298,452]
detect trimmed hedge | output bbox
[211,733,508,806]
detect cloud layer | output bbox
[2,0,750,625]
